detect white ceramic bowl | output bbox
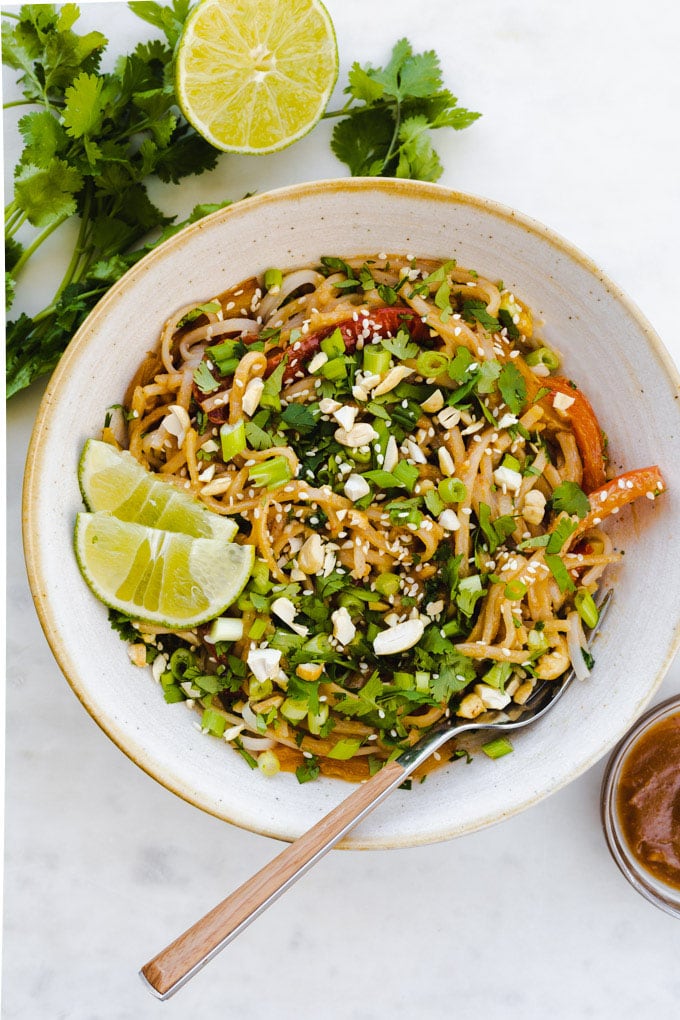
[23,178,680,849]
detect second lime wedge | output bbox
[75,512,254,627]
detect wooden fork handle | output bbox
[140,757,406,999]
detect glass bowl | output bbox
[601,694,680,918]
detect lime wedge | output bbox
[79,439,237,543]
[75,512,255,627]
[175,0,338,154]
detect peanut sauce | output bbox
[616,711,680,890]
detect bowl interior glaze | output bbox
[23,179,680,848]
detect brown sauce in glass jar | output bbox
[616,711,680,890]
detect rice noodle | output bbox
[108,253,649,784]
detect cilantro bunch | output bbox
[3,1,223,397]
[327,38,481,180]
[4,6,482,399]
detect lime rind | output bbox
[74,512,254,628]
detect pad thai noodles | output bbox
[95,254,665,783]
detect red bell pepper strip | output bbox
[573,466,666,536]
[265,306,431,383]
[195,305,431,422]
[539,376,607,492]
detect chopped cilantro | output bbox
[551,481,590,519]
[462,299,500,333]
[192,361,220,394]
[382,329,419,360]
[498,362,527,416]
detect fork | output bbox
[140,590,612,999]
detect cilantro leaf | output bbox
[281,402,317,432]
[396,115,442,182]
[193,362,220,394]
[329,38,480,181]
[330,107,393,177]
[498,362,527,416]
[430,660,475,702]
[546,516,579,554]
[462,299,501,333]
[478,503,516,553]
[551,481,591,519]
[13,160,82,226]
[295,757,320,783]
[381,328,418,360]
[61,72,108,138]
[545,553,575,593]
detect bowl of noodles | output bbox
[23,178,680,848]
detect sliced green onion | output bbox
[280,697,309,723]
[424,488,445,517]
[504,579,527,601]
[249,677,273,700]
[527,628,549,656]
[201,708,227,737]
[169,648,195,680]
[208,617,244,642]
[250,559,272,594]
[414,671,430,692]
[248,617,269,641]
[307,703,330,735]
[337,592,365,614]
[209,339,238,362]
[213,356,240,377]
[257,749,281,776]
[441,619,462,637]
[526,347,559,370]
[438,477,467,503]
[348,446,372,465]
[481,737,513,759]
[327,737,362,760]
[575,587,599,629]
[363,345,391,376]
[393,672,414,690]
[220,420,246,461]
[391,460,419,493]
[459,574,483,594]
[416,350,450,377]
[264,268,283,291]
[502,453,521,472]
[320,328,345,359]
[248,455,292,489]
[163,685,185,704]
[483,661,512,690]
[374,572,401,597]
[320,356,347,380]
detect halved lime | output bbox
[75,512,254,627]
[175,0,338,154]
[78,439,237,543]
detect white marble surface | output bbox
[4,0,680,1016]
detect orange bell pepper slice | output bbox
[574,466,666,536]
[540,376,607,492]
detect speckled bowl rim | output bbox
[22,177,680,848]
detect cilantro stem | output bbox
[51,190,94,303]
[321,103,357,119]
[10,215,69,279]
[382,98,403,172]
[3,98,38,109]
[5,207,26,237]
